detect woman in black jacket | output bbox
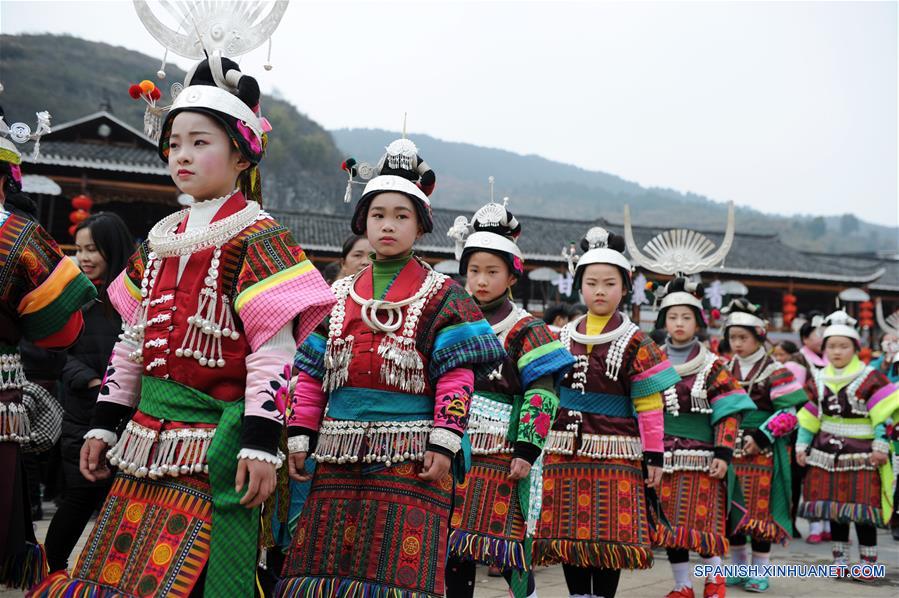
[44,212,133,572]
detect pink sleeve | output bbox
[433,367,474,434]
[637,408,664,453]
[96,340,142,409]
[244,349,293,424]
[783,361,807,387]
[288,371,328,431]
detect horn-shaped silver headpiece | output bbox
[624,201,735,277]
[876,298,899,337]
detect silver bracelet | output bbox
[288,435,310,454]
[428,428,462,454]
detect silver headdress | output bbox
[821,309,860,343]
[876,299,899,337]
[448,176,522,262]
[0,100,51,163]
[624,201,734,277]
[134,0,288,77]
[132,0,289,139]
[343,138,420,203]
[564,227,632,279]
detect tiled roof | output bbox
[272,207,891,287]
[20,110,167,176]
[22,140,167,175]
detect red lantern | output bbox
[71,194,93,211]
[68,224,78,238]
[782,294,798,327]
[69,209,89,224]
[859,300,874,328]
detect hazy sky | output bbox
[3,0,897,225]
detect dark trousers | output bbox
[445,557,537,597]
[561,565,622,597]
[728,534,772,554]
[44,484,110,571]
[830,521,876,547]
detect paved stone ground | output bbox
[4,508,898,597]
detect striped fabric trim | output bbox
[108,270,142,326]
[294,332,327,380]
[234,260,316,312]
[431,332,505,381]
[17,257,80,315]
[433,319,494,353]
[632,360,672,383]
[631,363,679,399]
[771,386,809,411]
[709,388,756,424]
[20,272,96,341]
[801,400,819,418]
[797,405,821,434]
[868,382,898,410]
[770,378,803,399]
[518,340,574,388]
[235,260,334,351]
[868,385,899,427]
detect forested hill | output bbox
[1,34,894,253]
[1,34,345,212]
[331,128,898,253]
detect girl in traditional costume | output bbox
[532,225,679,598]
[278,138,505,598]
[652,279,756,598]
[624,205,754,598]
[0,103,96,591]
[443,190,574,598]
[796,310,899,579]
[33,37,335,597]
[720,299,808,593]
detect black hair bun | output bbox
[187,57,260,110]
[667,276,704,297]
[580,228,625,253]
[472,206,521,241]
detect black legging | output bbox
[562,565,621,598]
[44,484,110,571]
[830,521,876,546]
[666,547,714,563]
[728,534,771,554]
[445,558,536,598]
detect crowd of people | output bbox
[1,12,898,598]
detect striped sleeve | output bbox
[16,222,96,347]
[627,333,680,399]
[796,400,821,435]
[769,365,809,409]
[427,282,505,381]
[233,220,335,351]
[864,372,899,427]
[107,242,148,326]
[510,318,575,388]
[707,359,756,425]
[293,330,327,380]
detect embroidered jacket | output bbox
[1,210,96,445]
[797,356,899,470]
[546,311,679,467]
[661,343,756,469]
[91,193,334,470]
[288,257,505,462]
[727,353,808,453]
[467,299,574,464]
